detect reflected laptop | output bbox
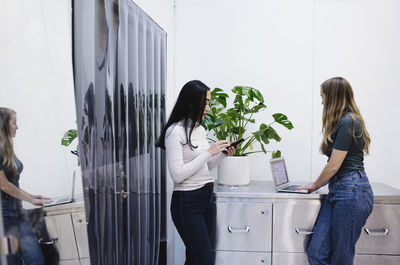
[270,157,308,194]
[45,171,76,207]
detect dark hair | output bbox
[156,80,210,149]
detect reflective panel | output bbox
[73,1,166,264]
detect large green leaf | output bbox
[259,124,281,142]
[232,86,250,96]
[211,87,229,108]
[227,108,240,119]
[253,88,264,102]
[231,126,245,135]
[253,130,270,145]
[61,129,78,146]
[233,94,244,108]
[249,103,266,113]
[272,113,294,130]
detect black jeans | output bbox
[171,183,216,265]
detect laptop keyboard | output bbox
[284,185,300,191]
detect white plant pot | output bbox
[217,156,250,186]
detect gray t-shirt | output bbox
[326,114,365,174]
[0,153,23,211]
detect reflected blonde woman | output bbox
[0,107,52,265]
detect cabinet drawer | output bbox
[59,260,80,265]
[71,212,90,259]
[215,251,271,265]
[215,203,272,252]
[272,252,309,265]
[355,204,400,255]
[45,214,79,260]
[79,258,91,265]
[354,254,400,265]
[273,202,321,253]
[272,253,400,265]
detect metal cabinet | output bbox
[213,181,400,265]
[45,213,79,261]
[355,204,400,255]
[216,251,271,265]
[71,212,90,259]
[44,202,90,265]
[59,261,80,265]
[214,202,272,263]
[272,253,400,265]
[272,202,320,253]
[215,203,272,252]
[272,202,400,265]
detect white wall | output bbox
[311,0,400,190]
[0,0,80,199]
[175,0,400,191]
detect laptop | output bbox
[45,171,76,207]
[270,157,309,194]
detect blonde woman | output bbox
[298,77,373,265]
[0,107,52,265]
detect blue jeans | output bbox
[308,170,374,265]
[171,183,216,265]
[3,207,44,265]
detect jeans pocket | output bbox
[338,177,355,190]
[363,187,374,219]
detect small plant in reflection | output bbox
[61,129,80,165]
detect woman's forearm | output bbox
[314,163,339,188]
[0,181,33,203]
[314,149,347,188]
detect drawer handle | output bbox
[295,227,313,235]
[39,237,58,245]
[364,228,389,236]
[227,226,250,233]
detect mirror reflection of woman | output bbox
[157,80,236,265]
[0,107,52,265]
[298,77,374,265]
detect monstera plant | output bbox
[61,129,79,165]
[202,86,294,158]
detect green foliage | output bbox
[61,129,78,146]
[61,129,80,166]
[202,86,294,157]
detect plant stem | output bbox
[242,112,254,131]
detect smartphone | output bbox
[223,138,244,153]
[229,138,244,147]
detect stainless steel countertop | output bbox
[43,199,85,216]
[24,195,85,216]
[214,181,400,204]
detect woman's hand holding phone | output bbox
[223,138,244,156]
[208,140,230,157]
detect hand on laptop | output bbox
[297,182,319,193]
[30,194,53,206]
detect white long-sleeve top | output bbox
[165,122,225,191]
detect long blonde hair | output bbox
[320,77,370,155]
[0,107,17,175]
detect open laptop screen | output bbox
[270,158,289,186]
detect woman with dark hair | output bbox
[157,80,236,265]
[0,107,52,265]
[298,77,373,265]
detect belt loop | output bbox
[359,170,363,178]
